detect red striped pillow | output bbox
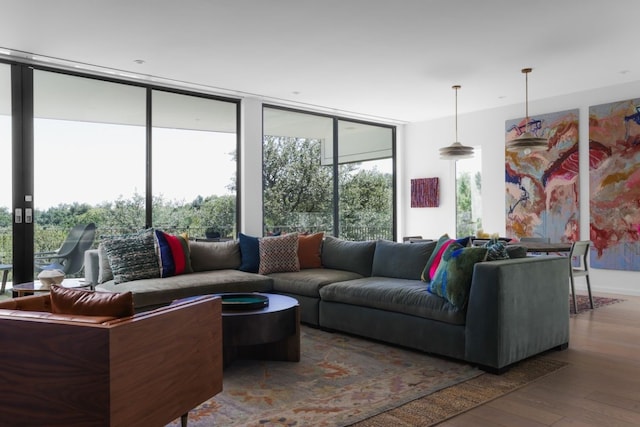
[154,230,193,278]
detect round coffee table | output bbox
[11,279,91,298]
[219,293,300,366]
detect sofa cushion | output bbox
[371,239,437,280]
[95,270,274,309]
[269,268,363,298]
[190,240,241,272]
[238,233,260,273]
[321,236,376,277]
[154,230,192,278]
[259,233,300,274]
[50,285,135,318]
[319,277,466,325]
[298,232,324,269]
[428,246,488,309]
[102,229,160,284]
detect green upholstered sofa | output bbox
[84,235,570,373]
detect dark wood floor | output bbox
[441,293,640,426]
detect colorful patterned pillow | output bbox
[428,246,489,309]
[102,229,160,284]
[421,234,451,282]
[297,232,324,269]
[154,230,192,278]
[238,233,260,273]
[483,238,510,261]
[259,233,300,274]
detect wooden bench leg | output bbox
[181,413,188,427]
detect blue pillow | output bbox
[238,233,260,273]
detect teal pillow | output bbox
[428,246,488,309]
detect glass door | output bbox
[0,64,11,292]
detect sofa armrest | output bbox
[0,295,223,426]
[84,249,100,285]
[464,256,570,371]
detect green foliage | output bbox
[263,135,393,239]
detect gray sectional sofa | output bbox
[84,235,570,373]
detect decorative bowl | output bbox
[37,269,65,286]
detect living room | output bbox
[1,1,640,426]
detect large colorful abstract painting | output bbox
[589,99,640,271]
[505,109,580,242]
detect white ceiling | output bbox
[1,0,639,123]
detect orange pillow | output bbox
[50,285,135,318]
[298,232,324,269]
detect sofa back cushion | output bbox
[189,240,241,272]
[372,239,437,280]
[50,285,135,318]
[321,236,376,277]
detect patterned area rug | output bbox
[570,294,625,315]
[167,326,482,427]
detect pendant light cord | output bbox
[453,85,460,141]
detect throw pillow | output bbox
[97,243,113,283]
[506,245,527,259]
[190,240,241,272]
[483,238,510,261]
[238,233,260,273]
[420,234,452,282]
[50,285,134,318]
[321,236,377,277]
[297,232,324,269]
[428,246,488,309]
[259,233,300,274]
[154,230,193,278]
[102,229,160,284]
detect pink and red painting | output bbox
[505,109,580,242]
[589,99,640,271]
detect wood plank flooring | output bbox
[440,293,640,426]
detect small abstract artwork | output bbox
[505,109,580,242]
[589,98,640,271]
[411,178,439,208]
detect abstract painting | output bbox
[505,109,580,242]
[411,177,439,208]
[589,99,640,271]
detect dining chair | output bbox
[569,240,593,313]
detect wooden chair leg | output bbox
[181,413,188,427]
[569,275,578,314]
[586,275,594,309]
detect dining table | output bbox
[510,241,573,254]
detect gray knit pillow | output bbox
[102,229,160,284]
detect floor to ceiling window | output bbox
[263,106,395,240]
[152,90,238,238]
[33,70,147,271]
[456,147,482,238]
[0,64,11,281]
[5,63,240,283]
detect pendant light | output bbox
[506,68,548,152]
[440,85,474,160]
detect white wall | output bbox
[402,80,640,296]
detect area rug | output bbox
[167,326,481,427]
[166,327,566,427]
[570,294,624,315]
